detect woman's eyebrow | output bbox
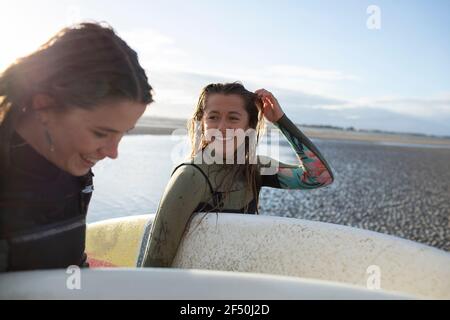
[206,110,242,116]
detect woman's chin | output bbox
[67,163,91,177]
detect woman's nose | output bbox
[218,120,228,135]
[99,138,120,160]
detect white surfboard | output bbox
[87,213,450,299]
[1,213,449,299]
[0,268,413,300]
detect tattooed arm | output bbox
[255,89,334,189]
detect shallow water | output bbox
[88,134,297,222]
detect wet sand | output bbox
[260,140,450,252]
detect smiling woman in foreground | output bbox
[0,22,153,272]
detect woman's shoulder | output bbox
[170,162,208,182]
[167,162,211,197]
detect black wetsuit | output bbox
[0,132,93,272]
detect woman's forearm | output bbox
[274,114,334,189]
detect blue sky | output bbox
[1,0,449,136]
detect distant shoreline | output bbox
[130,116,450,148]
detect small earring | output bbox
[44,129,55,152]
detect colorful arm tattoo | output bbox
[268,114,335,190]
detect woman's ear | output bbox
[32,94,56,110]
[31,94,56,124]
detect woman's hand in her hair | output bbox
[255,88,285,123]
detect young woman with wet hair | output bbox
[0,22,153,271]
[139,82,334,268]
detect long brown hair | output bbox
[188,82,265,213]
[0,22,153,169]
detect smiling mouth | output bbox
[80,155,99,167]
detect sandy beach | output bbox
[260,139,450,252]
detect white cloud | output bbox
[332,96,450,119]
[120,28,362,111]
[266,65,360,81]
[119,28,449,135]
[121,28,188,71]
